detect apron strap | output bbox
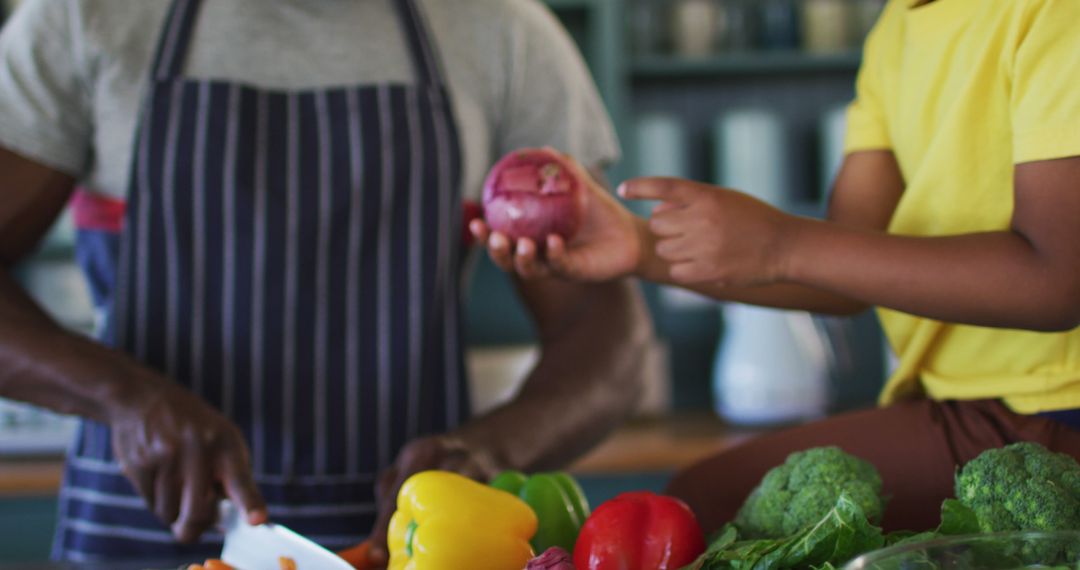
[149,0,451,87]
[391,0,451,87]
[151,0,201,81]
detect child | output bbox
[471,0,1080,534]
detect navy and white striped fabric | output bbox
[57,0,468,561]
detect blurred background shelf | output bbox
[631,51,862,78]
[543,0,600,11]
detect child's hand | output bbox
[471,154,644,282]
[620,178,794,287]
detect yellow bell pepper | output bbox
[388,471,538,570]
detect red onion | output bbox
[482,148,585,244]
[525,547,576,570]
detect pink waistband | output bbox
[71,189,126,234]
[70,190,482,246]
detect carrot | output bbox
[337,540,376,570]
[278,556,298,570]
[203,560,236,570]
[186,566,207,570]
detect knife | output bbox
[218,501,354,570]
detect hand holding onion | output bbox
[472,148,643,282]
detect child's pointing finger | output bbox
[618,177,698,204]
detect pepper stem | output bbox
[405,519,419,558]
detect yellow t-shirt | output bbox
[844,0,1080,413]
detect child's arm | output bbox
[797,155,1080,331]
[623,153,1080,331]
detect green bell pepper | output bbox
[491,471,590,553]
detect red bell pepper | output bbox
[573,491,705,570]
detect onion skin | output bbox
[482,148,585,244]
[526,547,576,570]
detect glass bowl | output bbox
[844,531,1080,570]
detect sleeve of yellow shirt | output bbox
[843,0,903,154]
[1010,0,1080,164]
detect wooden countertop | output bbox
[0,459,64,497]
[570,413,762,474]
[0,414,762,497]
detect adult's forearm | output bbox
[785,220,1080,331]
[454,278,652,472]
[0,267,143,422]
[2,266,268,537]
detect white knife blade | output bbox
[218,501,354,570]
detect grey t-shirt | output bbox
[0,0,619,201]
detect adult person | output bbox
[0,0,651,562]
[474,0,1080,535]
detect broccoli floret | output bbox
[734,447,885,539]
[955,442,1080,533]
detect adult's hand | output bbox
[110,377,268,543]
[365,435,501,567]
[471,152,644,283]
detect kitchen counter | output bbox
[0,414,764,564]
[0,458,65,496]
[0,414,761,497]
[571,413,761,473]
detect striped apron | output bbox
[56,0,469,561]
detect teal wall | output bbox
[0,497,57,563]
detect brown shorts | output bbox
[665,399,1080,535]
